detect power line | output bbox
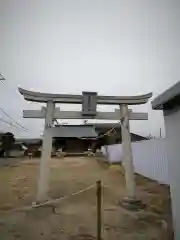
[0,117,25,131]
[0,107,28,131]
[0,117,27,132]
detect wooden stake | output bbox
[96,180,102,240]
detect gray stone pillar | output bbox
[120,104,136,199]
[37,101,55,202]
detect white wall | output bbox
[101,144,123,163]
[102,139,169,184]
[165,110,180,239]
[132,139,168,184]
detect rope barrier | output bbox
[1,183,96,214]
[0,183,114,216]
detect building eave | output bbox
[152,81,180,110]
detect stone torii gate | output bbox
[19,88,152,204]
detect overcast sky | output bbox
[0,0,179,138]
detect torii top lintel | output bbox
[18,88,152,105]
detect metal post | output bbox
[120,104,136,199]
[96,180,102,240]
[37,101,55,202]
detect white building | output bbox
[152,81,180,239]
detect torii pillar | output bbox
[120,104,136,199]
[37,101,55,201]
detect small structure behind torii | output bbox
[19,88,152,205]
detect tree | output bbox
[1,132,15,158]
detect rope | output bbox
[1,183,96,214]
[0,118,27,132]
[79,121,121,140]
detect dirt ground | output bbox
[0,157,173,239]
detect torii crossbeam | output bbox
[19,88,152,205]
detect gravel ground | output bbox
[0,157,173,239]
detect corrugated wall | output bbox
[132,139,168,184]
[165,110,180,238]
[102,139,169,185]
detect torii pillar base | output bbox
[120,197,146,211]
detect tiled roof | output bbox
[51,125,97,138]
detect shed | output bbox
[51,125,97,138]
[52,124,147,153]
[152,81,180,239]
[52,125,97,153]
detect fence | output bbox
[101,139,169,185]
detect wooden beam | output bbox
[23,110,45,118]
[23,109,148,120]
